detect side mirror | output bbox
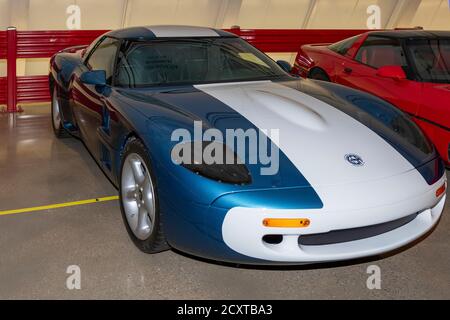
[376,65,406,80]
[276,60,292,73]
[80,70,107,86]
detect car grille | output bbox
[298,213,418,246]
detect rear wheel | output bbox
[51,87,69,138]
[119,137,169,253]
[308,68,331,82]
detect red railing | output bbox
[17,75,53,103]
[0,27,368,112]
[0,28,106,111]
[16,30,107,58]
[0,77,6,106]
[233,28,366,52]
[0,29,7,106]
[0,31,6,56]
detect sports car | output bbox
[49,26,446,265]
[291,30,450,166]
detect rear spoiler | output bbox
[304,43,332,47]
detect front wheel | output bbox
[51,87,69,138]
[119,137,169,253]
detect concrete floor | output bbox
[0,105,449,299]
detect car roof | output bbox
[366,30,450,39]
[105,25,237,40]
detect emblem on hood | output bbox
[345,154,364,166]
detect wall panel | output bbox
[126,0,223,27]
[28,0,125,30]
[236,0,311,29]
[411,0,450,29]
[0,0,10,29]
[307,0,398,29]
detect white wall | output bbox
[2,0,447,32]
[126,0,224,27]
[307,0,398,29]
[0,0,10,29]
[0,0,448,77]
[235,0,311,28]
[27,0,126,30]
[411,0,450,29]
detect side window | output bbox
[85,37,120,84]
[355,36,407,69]
[328,36,359,56]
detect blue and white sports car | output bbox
[49,26,446,265]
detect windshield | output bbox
[328,35,359,56]
[406,39,450,83]
[114,37,287,87]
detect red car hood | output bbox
[423,83,450,92]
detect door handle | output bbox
[343,67,353,74]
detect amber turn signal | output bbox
[263,218,310,228]
[436,183,446,198]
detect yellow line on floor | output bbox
[0,195,119,216]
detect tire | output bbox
[119,137,169,253]
[51,87,70,138]
[308,68,331,82]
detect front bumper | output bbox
[222,195,444,263]
[221,175,446,263]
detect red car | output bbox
[292,30,450,165]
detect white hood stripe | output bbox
[195,81,429,211]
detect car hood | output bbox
[116,79,440,189]
[422,82,450,96]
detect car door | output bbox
[335,35,421,116]
[71,36,121,160]
[326,34,365,82]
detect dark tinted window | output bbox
[114,38,286,87]
[86,37,120,84]
[355,36,407,69]
[406,39,450,83]
[328,36,359,56]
